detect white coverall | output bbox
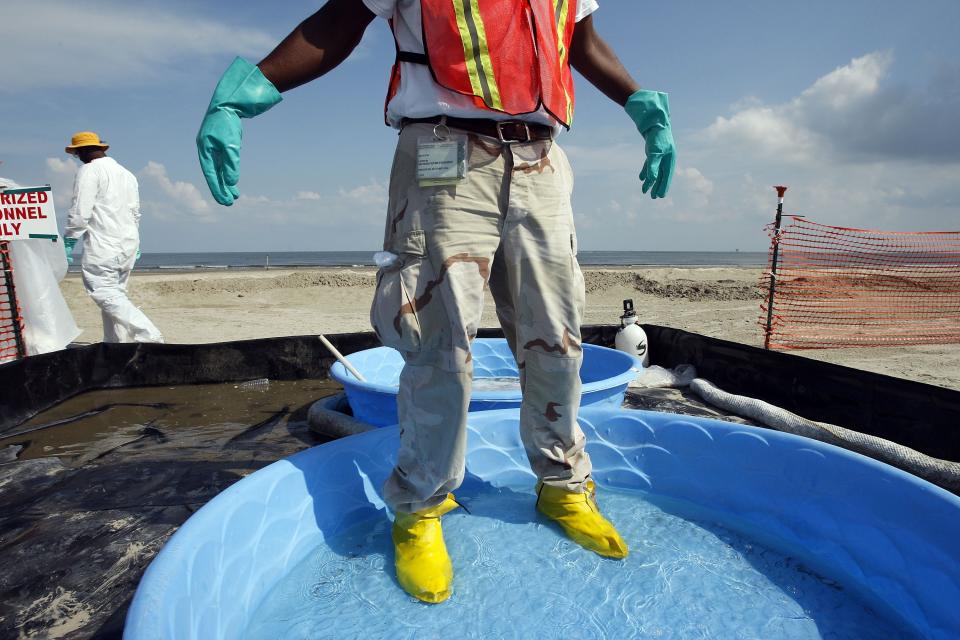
[0,177,80,361]
[65,157,163,343]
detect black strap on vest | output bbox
[397,51,429,65]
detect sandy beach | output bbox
[59,266,960,391]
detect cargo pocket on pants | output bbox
[370,230,432,353]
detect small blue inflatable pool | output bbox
[125,407,960,639]
[329,338,641,426]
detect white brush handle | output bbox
[318,334,367,382]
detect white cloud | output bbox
[698,51,893,163]
[1,1,275,92]
[339,182,388,208]
[702,51,960,165]
[132,178,390,250]
[43,157,216,226]
[45,158,76,174]
[799,51,891,111]
[703,105,816,163]
[676,167,714,209]
[0,176,22,189]
[568,51,960,250]
[673,52,960,230]
[45,157,78,208]
[139,161,213,220]
[229,179,387,225]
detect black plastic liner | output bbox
[643,325,960,461]
[3,325,958,460]
[0,382,327,640]
[1,332,377,431]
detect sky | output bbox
[2,0,959,253]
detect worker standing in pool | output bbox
[64,132,164,344]
[197,0,674,603]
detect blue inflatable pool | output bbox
[125,407,960,639]
[329,338,641,426]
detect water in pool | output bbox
[243,486,917,639]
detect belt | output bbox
[401,116,554,143]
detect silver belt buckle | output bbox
[496,120,532,143]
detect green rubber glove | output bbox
[63,237,78,265]
[197,57,282,206]
[136,248,141,261]
[625,89,676,199]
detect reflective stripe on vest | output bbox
[553,0,574,125]
[386,0,578,128]
[452,0,503,111]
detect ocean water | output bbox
[243,487,916,640]
[115,250,768,271]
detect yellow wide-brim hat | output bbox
[65,131,109,154]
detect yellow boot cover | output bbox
[536,479,628,559]
[392,494,460,603]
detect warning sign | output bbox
[0,186,59,242]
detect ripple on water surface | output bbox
[244,487,918,640]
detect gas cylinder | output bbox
[614,299,649,367]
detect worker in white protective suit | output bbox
[63,131,163,343]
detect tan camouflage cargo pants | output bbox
[372,122,591,514]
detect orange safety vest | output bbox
[386,0,578,128]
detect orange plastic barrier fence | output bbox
[0,241,26,364]
[760,217,960,349]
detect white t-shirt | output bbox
[362,0,599,128]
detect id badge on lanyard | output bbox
[416,122,468,187]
